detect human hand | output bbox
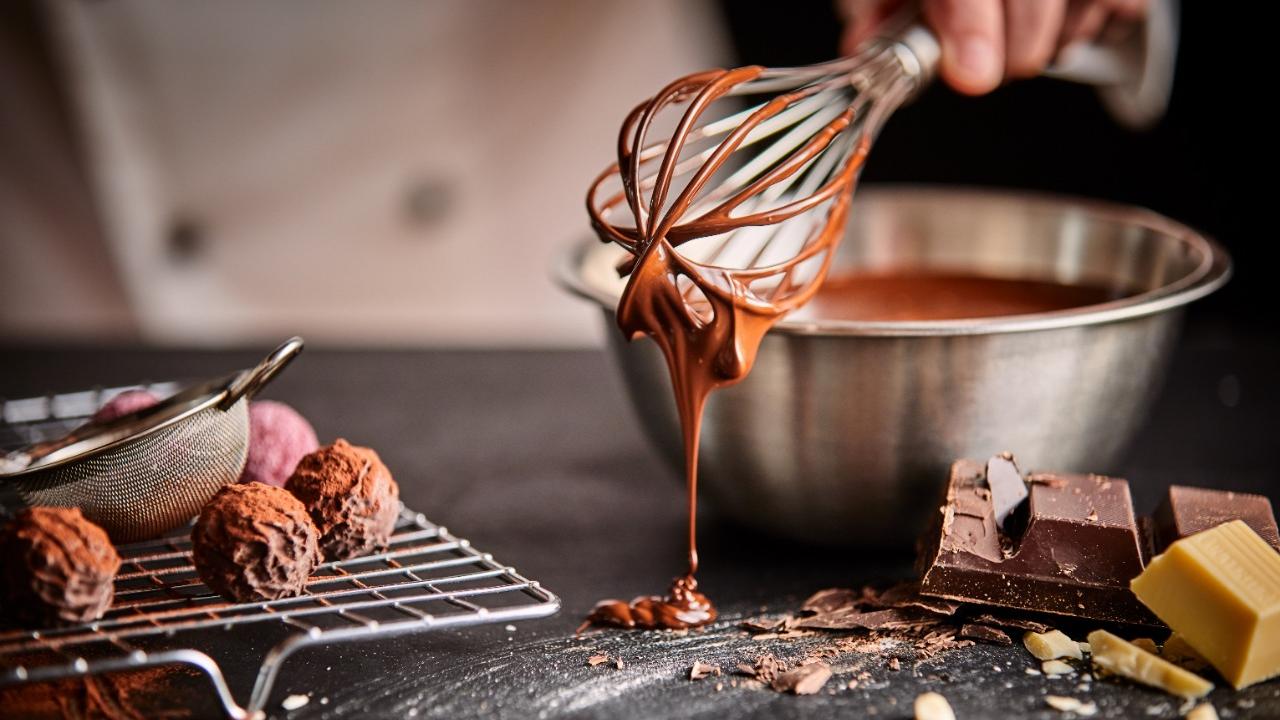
[839,0,1149,95]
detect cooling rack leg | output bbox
[246,634,312,717]
[155,649,262,720]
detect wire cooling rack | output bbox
[0,385,561,719]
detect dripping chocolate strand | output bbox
[583,56,897,630]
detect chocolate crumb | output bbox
[689,661,720,680]
[771,662,832,695]
[752,654,783,685]
[888,657,902,671]
[587,654,610,667]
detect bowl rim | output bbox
[555,185,1232,337]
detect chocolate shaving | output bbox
[969,612,1051,634]
[958,623,1013,646]
[912,627,974,660]
[802,588,862,614]
[740,617,787,633]
[587,654,610,667]
[796,607,939,631]
[771,662,832,695]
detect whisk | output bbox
[586,14,1175,383]
[0,338,303,542]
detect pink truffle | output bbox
[90,389,159,423]
[239,400,319,487]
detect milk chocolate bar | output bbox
[916,458,1158,625]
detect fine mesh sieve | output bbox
[0,338,303,542]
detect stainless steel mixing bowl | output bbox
[558,187,1231,545]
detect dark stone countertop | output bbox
[1,308,1277,719]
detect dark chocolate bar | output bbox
[916,458,1159,625]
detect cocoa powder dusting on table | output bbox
[0,666,196,720]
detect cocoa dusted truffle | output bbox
[191,483,320,602]
[286,439,400,561]
[0,507,121,626]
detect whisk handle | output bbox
[889,0,1177,128]
[1045,0,1178,129]
[218,337,305,410]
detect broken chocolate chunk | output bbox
[916,459,1158,625]
[958,624,1013,646]
[751,654,783,684]
[1152,486,1280,552]
[986,453,1030,532]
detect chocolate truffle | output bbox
[191,483,320,603]
[238,400,319,487]
[286,439,400,561]
[90,389,159,424]
[0,507,121,626]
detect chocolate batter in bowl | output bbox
[559,186,1230,546]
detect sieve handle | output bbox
[218,337,305,411]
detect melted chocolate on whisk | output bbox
[584,66,871,630]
